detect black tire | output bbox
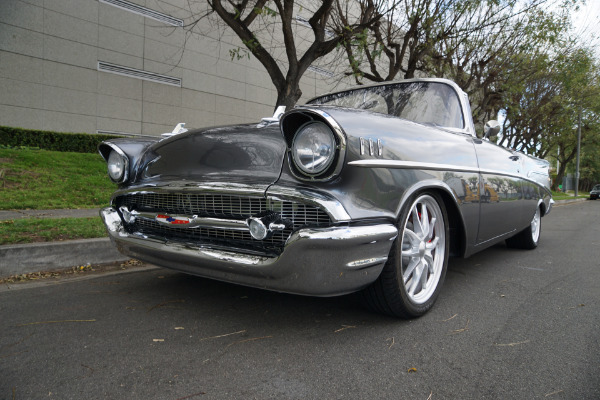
[505,206,541,250]
[360,192,450,318]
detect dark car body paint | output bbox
[100,81,552,275]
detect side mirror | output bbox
[484,120,500,139]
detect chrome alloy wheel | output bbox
[400,194,446,305]
[531,206,541,243]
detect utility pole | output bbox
[575,109,582,197]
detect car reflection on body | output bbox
[98,78,553,318]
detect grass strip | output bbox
[0,217,107,245]
[0,147,115,210]
[551,190,588,201]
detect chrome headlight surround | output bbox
[281,109,347,182]
[103,144,129,183]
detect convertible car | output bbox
[99,78,553,318]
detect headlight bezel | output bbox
[281,110,347,182]
[104,145,129,183]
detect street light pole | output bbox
[575,109,582,197]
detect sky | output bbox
[571,0,600,55]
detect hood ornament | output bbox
[257,106,286,128]
[161,122,188,138]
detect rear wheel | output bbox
[506,206,541,250]
[361,192,449,318]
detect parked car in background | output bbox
[590,184,600,200]
[99,78,553,318]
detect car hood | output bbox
[141,123,286,190]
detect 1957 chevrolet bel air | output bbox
[99,78,553,318]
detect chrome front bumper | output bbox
[100,207,398,296]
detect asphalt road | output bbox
[1,201,599,400]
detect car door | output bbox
[473,138,523,243]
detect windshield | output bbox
[593,185,600,191]
[308,82,464,129]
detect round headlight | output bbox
[291,122,336,175]
[107,150,127,182]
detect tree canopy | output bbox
[193,1,386,108]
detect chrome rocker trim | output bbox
[101,207,397,296]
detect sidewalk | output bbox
[0,197,590,278]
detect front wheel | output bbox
[360,192,449,318]
[505,206,541,250]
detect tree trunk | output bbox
[274,82,303,111]
[554,163,568,191]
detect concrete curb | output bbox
[553,197,588,206]
[0,238,128,277]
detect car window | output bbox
[308,82,464,129]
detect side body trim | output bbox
[349,159,549,188]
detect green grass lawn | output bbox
[551,190,588,201]
[0,147,115,209]
[0,217,107,245]
[0,147,115,244]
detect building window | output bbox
[100,0,184,27]
[308,65,334,78]
[98,61,182,86]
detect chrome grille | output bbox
[116,193,332,254]
[120,193,269,218]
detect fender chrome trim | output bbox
[348,159,545,184]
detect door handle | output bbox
[509,155,520,161]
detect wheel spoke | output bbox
[411,206,424,236]
[424,254,435,273]
[409,263,423,295]
[426,237,439,250]
[403,258,419,283]
[404,229,421,245]
[421,204,430,237]
[420,262,429,290]
[402,247,419,257]
[426,217,436,240]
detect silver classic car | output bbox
[99,78,553,318]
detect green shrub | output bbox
[0,126,120,153]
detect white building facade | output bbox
[0,0,351,136]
